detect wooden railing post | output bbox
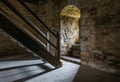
[46,32,50,51]
[57,32,60,59]
[55,32,62,68]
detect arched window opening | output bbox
[60,5,81,57]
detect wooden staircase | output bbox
[0,0,62,68]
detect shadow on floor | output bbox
[13,64,56,82]
[73,65,120,82]
[0,54,56,82]
[0,62,56,82]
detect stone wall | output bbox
[79,0,120,73]
[24,0,60,32]
[61,0,120,74]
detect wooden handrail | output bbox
[2,0,58,49]
[1,0,60,57]
[0,2,47,47]
[18,0,61,56]
[18,0,57,38]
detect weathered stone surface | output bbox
[61,0,120,74]
[60,16,80,55]
[80,0,120,73]
[60,5,80,18]
[36,0,60,32]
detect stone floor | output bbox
[0,54,80,82]
[61,56,81,64]
[0,54,120,82]
[73,65,120,82]
[0,60,79,82]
